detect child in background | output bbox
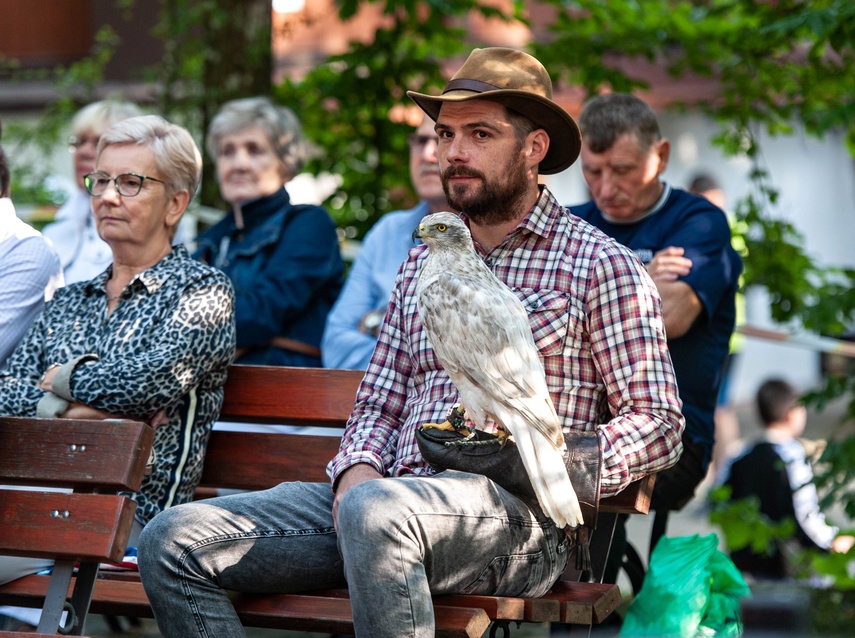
[722,378,854,579]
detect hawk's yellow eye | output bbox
[437,224,447,232]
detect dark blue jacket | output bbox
[572,185,742,470]
[194,187,343,367]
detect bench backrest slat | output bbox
[0,490,136,563]
[199,431,339,489]
[0,417,155,492]
[220,366,362,426]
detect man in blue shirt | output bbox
[569,93,741,582]
[322,115,449,369]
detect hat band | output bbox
[443,78,501,95]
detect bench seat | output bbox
[0,417,154,636]
[1,572,622,637]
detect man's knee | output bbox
[138,502,200,572]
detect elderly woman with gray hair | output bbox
[0,116,236,617]
[194,97,343,367]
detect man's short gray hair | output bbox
[579,93,662,154]
[205,97,307,180]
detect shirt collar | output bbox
[0,198,16,238]
[84,244,190,298]
[520,185,561,239]
[235,187,291,229]
[1,198,40,244]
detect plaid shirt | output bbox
[328,187,684,496]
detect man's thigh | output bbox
[340,471,570,598]
[651,437,709,512]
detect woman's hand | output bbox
[38,363,62,392]
[60,403,169,428]
[60,402,120,421]
[148,409,170,428]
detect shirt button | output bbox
[485,258,494,267]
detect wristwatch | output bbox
[359,309,385,337]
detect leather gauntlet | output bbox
[414,424,602,529]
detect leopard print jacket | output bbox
[0,245,236,524]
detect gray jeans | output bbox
[138,470,568,638]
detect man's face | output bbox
[408,117,445,211]
[580,132,669,221]
[435,100,529,224]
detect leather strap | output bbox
[235,337,321,360]
[270,336,322,358]
[444,78,501,94]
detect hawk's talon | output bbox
[422,419,456,431]
[447,404,468,431]
[423,405,473,434]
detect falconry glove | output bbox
[416,414,602,572]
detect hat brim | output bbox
[407,89,580,175]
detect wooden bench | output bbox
[0,417,155,636]
[1,366,654,637]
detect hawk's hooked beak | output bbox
[412,224,424,243]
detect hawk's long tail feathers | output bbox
[512,425,584,529]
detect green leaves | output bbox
[709,485,796,555]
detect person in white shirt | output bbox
[0,119,63,367]
[0,118,63,632]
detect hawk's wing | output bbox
[418,268,562,445]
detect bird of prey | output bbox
[413,212,583,530]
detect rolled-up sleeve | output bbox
[588,248,685,496]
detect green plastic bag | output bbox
[620,533,751,637]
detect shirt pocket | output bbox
[513,288,570,358]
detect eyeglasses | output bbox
[68,134,99,153]
[407,134,439,150]
[83,172,166,197]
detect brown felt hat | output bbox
[407,47,581,174]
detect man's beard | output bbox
[441,151,529,225]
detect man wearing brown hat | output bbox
[139,47,684,638]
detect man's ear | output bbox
[655,138,671,175]
[527,129,549,170]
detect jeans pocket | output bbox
[461,551,546,597]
